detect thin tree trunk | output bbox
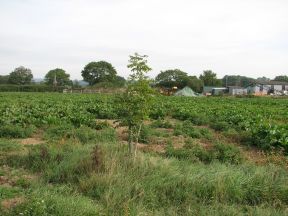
[128,125,133,155]
[134,123,142,158]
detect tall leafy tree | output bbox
[200,70,222,86]
[186,76,204,93]
[44,68,72,86]
[81,61,117,85]
[0,75,9,84]
[256,76,270,83]
[222,75,254,87]
[155,69,204,92]
[274,75,288,82]
[155,69,189,89]
[119,53,154,157]
[8,66,33,85]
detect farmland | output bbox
[0,92,288,215]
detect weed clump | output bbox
[210,121,230,131]
[0,125,35,138]
[165,139,243,165]
[173,121,212,140]
[151,119,173,129]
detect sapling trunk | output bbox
[134,123,143,158]
[128,125,133,155]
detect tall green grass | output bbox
[2,126,288,215]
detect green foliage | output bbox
[120,53,154,155]
[210,121,230,131]
[173,121,212,140]
[155,69,189,89]
[44,125,116,144]
[150,119,173,129]
[44,68,72,86]
[166,139,243,164]
[274,75,288,82]
[0,186,22,200]
[0,75,9,84]
[166,140,213,163]
[8,66,33,85]
[0,93,288,153]
[213,142,243,164]
[0,139,22,152]
[87,120,110,130]
[0,84,65,92]
[138,125,152,144]
[81,61,117,85]
[200,70,222,86]
[0,125,35,138]
[249,123,288,152]
[127,53,152,81]
[222,75,254,87]
[186,75,204,93]
[2,93,288,215]
[155,69,203,92]
[7,186,101,216]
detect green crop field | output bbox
[0,92,288,215]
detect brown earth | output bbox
[1,197,25,210]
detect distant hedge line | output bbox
[0,84,66,92]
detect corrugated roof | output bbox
[254,81,288,85]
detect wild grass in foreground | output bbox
[1,125,288,215]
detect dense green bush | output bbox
[213,142,243,164]
[210,121,230,131]
[150,119,173,129]
[0,125,35,138]
[173,121,212,140]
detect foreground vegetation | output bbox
[0,93,288,215]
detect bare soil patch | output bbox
[15,130,45,146]
[1,197,25,210]
[137,143,166,153]
[19,137,45,145]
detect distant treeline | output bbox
[1,58,287,93]
[0,84,65,92]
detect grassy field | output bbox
[0,93,287,215]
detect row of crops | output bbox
[0,93,287,153]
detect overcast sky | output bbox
[0,0,287,80]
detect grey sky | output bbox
[0,0,287,80]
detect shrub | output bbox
[210,121,230,131]
[45,125,116,144]
[166,139,213,163]
[139,125,153,144]
[213,142,243,164]
[0,139,21,152]
[174,121,212,139]
[44,124,74,140]
[0,125,35,138]
[87,120,110,130]
[189,114,210,126]
[150,119,173,129]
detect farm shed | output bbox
[211,87,227,95]
[247,81,288,96]
[174,86,198,97]
[228,86,248,95]
[203,86,227,95]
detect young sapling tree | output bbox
[120,53,154,157]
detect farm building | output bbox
[174,86,198,97]
[247,81,288,96]
[228,86,248,95]
[203,86,227,96]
